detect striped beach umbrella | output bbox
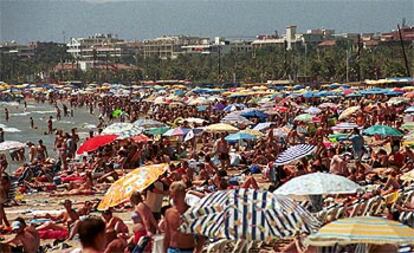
[275,144,316,166]
[162,127,191,137]
[306,216,414,246]
[133,118,166,129]
[180,189,321,241]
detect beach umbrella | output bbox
[306,216,414,246]
[404,92,414,98]
[133,118,166,129]
[401,122,414,130]
[272,127,289,137]
[225,132,257,143]
[387,97,409,105]
[240,129,265,138]
[275,144,316,166]
[131,134,151,143]
[223,103,246,112]
[177,117,207,125]
[331,122,362,131]
[253,122,273,131]
[98,163,168,210]
[318,102,337,109]
[240,109,268,119]
[363,125,403,137]
[338,106,360,120]
[274,105,289,113]
[0,141,25,151]
[180,189,321,241]
[205,123,238,133]
[305,106,321,115]
[163,127,191,137]
[221,114,253,125]
[102,123,142,139]
[76,134,118,155]
[294,114,313,123]
[144,127,170,136]
[404,106,414,113]
[274,172,361,196]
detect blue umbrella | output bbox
[223,103,246,112]
[240,109,268,119]
[225,132,257,143]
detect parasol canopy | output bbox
[338,106,360,120]
[0,141,26,151]
[102,123,142,139]
[180,189,321,241]
[306,216,414,246]
[76,135,118,155]
[205,123,239,133]
[133,118,166,129]
[275,144,316,166]
[274,172,361,195]
[363,125,403,137]
[225,132,257,143]
[98,163,168,210]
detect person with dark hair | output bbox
[78,216,106,253]
[1,217,40,253]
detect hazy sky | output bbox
[1,0,413,43]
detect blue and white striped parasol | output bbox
[180,189,320,241]
[275,144,316,166]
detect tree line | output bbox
[0,41,412,84]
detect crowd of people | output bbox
[0,84,414,253]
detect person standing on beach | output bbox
[56,105,61,121]
[164,182,202,253]
[47,116,53,134]
[36,139,48,162]
[4,108,9,121]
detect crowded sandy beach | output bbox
[1,80,414,253]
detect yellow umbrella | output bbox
[338,106,360,120]
[306,216,414,246]
[98,163,168,210]
[240,129,265,138]
[205,123,238,133]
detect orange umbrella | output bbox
[98,163,168,210]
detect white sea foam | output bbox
[11,112,31,116]
[31,110,56,114]
[0,101,19,106]
[81,123,97,129]
[3,127,22,133]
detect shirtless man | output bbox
[27,142,37,163]
[2,217,40,253]
[164,182,202,253]
[36,199,79,233]
[215,135,230,169]
[37,139,48,162]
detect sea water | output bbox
[0,100,99,171]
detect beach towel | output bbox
[38,228,68,240]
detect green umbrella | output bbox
[144,127,170,136]
[294,113,313,122]
[112,109,124,118]
[363,125,403,137]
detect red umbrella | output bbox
[274,105,289,112]
[132,134,151,143]
[76,135,118,155]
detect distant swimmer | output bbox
[56,106,61,121]
[30,117,37,129]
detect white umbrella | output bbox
[274,172,361,195]
[0,141,26,151]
